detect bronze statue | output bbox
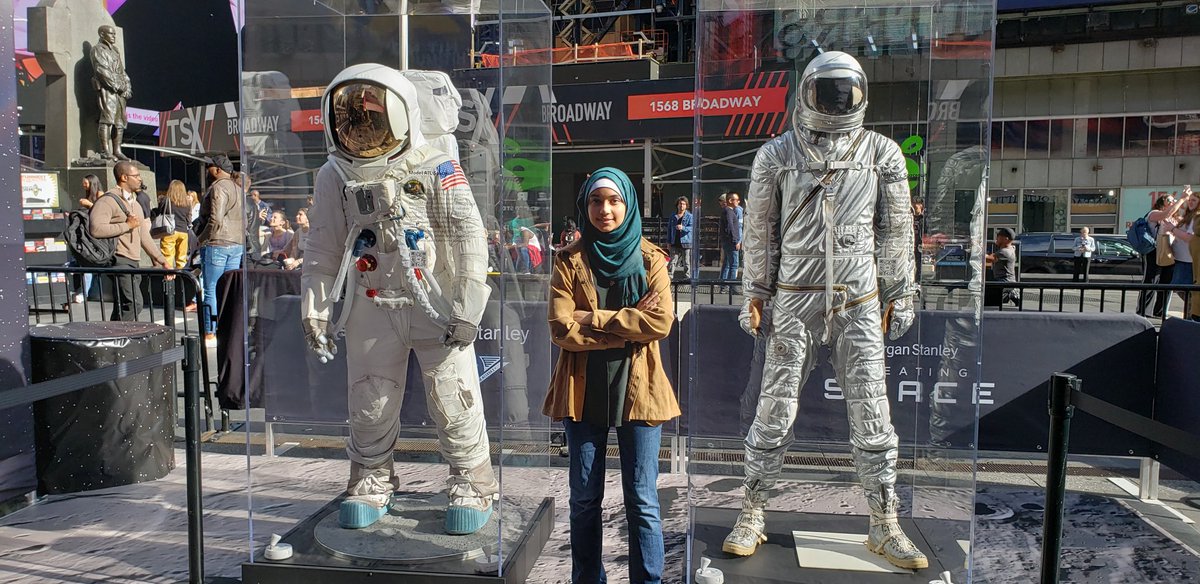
[91,25,131,161]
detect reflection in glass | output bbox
[1001,121,1025,159]
[1123,116,1149,157]
[1026,119,1049,159]
[1149,115,1177,156]
[1021,189,1069,233]
[1049,119,1073,158]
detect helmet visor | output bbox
[803,72,866,116]
[329,82,406,159]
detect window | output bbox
[1049,119,1074,158]
[1123,116,1149,157]
[1097,117,1124,157]
[1002,121,1026,159]
[1098,238,1136,258]
[1026,119,1050,158]
[1148,115,1176,156]
[991,121,1003,159]
[1018,234,1050,253]
[1052,236,1076,253]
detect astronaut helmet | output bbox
[322,64,426,180]
[793,51,868,134]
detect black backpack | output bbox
[63,193,130,267]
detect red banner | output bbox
[627,86,788,120]
[291,109,325,133]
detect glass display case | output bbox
[685,0,994,582]
[236,1,554,582]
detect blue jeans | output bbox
[514,246,532,273]
[563,419,663,584]
[202,244,244,334]
[720,240,740,282]
[1170,261,1193,285]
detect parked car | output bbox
[1015,232,1142,279]
[932,241,1004,281]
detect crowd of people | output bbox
[71,156,314,345]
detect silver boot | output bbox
[865,486,929,570]
[722,486,769,556]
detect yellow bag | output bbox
[1156,231,1175,267]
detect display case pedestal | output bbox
[242,493,554,584]
[690,507,967,583]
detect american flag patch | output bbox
[436,160,468,190]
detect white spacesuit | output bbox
[724,51,927,570]
[300,64,496,535]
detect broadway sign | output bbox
[454,70,795,144]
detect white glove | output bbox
[885,296,915,341]
[303,317,338,363]
[443,318,479,350]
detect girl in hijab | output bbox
[544,167,681,584]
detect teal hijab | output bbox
[577,167,647,307]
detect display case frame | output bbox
[685,1,995,581]
[235,2,556,582]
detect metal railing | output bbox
[988,281,1200,317]
[24,266,217,431]
[669,278,1200,319]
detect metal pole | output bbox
[1041,372,1078,584]
[644,139,653,218]
[183,336,205,584]
[165,277,176,329]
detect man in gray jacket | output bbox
[89,161,170,321]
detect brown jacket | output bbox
[197,177,244,247]
[89,188,167,265]
[543,237,681,425]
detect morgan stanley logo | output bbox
[477,356,507,382]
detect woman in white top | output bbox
[1161,186,1199,292]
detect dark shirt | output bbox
[582,277,632,428]
[992,246,1017,282]
[136,190,152,219]
[719,206,741,244]
[171,203,192,234]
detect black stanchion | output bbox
[183,335,205,584]
[1041,372,1079,584]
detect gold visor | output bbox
[330,82,405,159]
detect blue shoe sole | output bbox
[445,504,493,535]
[339,499,390,529]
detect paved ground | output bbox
[0,441,1196,583]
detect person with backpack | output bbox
[1137,193,1175,317]
[196,154,244,344]
[63,174,106,306]
[88,161,171,321]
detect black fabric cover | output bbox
[215,269,300,410]
[680,308,1157,456]
[1153,317,1200,483]
[30,322,175,495]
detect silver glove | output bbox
[443,318,479,350]
[886,296,915,341]
[303,317,338,363]
[738,299,758,336]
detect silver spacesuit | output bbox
[300,64,496,534]
[724,51,927,570]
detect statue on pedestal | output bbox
[91,25,131,161]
